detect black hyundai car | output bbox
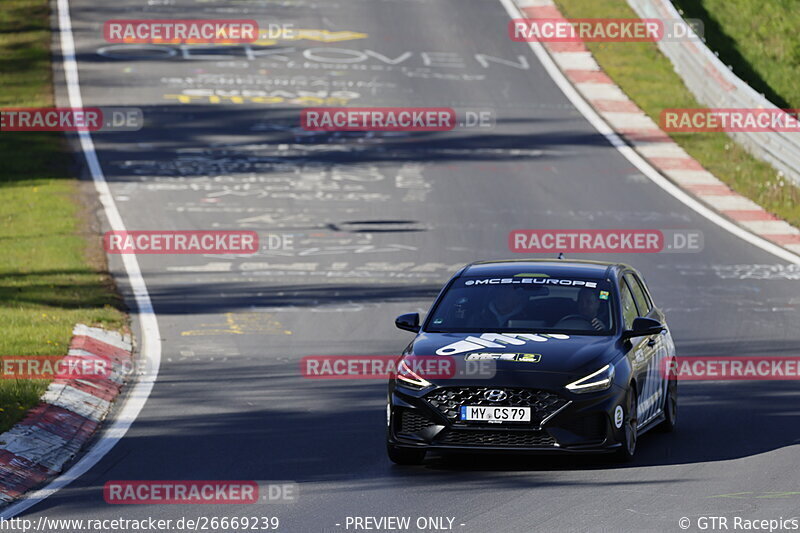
[386,259,678,464]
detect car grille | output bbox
[399,411,436,434]
[425,387,569,424]
[557,414,607,440]
[437,429,556,447]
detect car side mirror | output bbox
[622,317,664,340]
[395,313,420,333]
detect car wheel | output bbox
[656,376,678,433]
[387,444,426,465]
[614,388,638,462]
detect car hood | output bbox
[406,331,618,376]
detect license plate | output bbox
[459,406,531,423]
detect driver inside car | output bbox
[576,287,606,331]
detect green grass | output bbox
[553,0,800,227]
[0,0,126,432]
[672,0,800,110]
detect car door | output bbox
[623,272,662,426]
[631,271,676,420]
[619,277,649,425]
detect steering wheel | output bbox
[554,314,595,329]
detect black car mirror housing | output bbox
[395,313,421,333]
[621,317,664,340]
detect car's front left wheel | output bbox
[614,387,638,462]
[387,444,426,465]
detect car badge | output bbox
[483,389,508,402]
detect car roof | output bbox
[459,259,633,280]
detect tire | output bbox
[656,376,678,433]
[614,387,638,462]
[387,444,426,465]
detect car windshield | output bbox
[425,275,615,334]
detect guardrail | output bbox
[627,0,800,187]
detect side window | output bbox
[624,273,651,316]
[619,283,638,330]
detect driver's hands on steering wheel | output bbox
[554,314,604,330]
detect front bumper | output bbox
[387,380,627,454]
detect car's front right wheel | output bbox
[387,444,426,465]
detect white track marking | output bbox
[0,0,162,517]
[499,0,800,265]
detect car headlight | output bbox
[565,364,615,393]
[395,359,433,390]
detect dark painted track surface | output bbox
[32,0,800,531]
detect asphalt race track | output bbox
[17,0,800,531]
